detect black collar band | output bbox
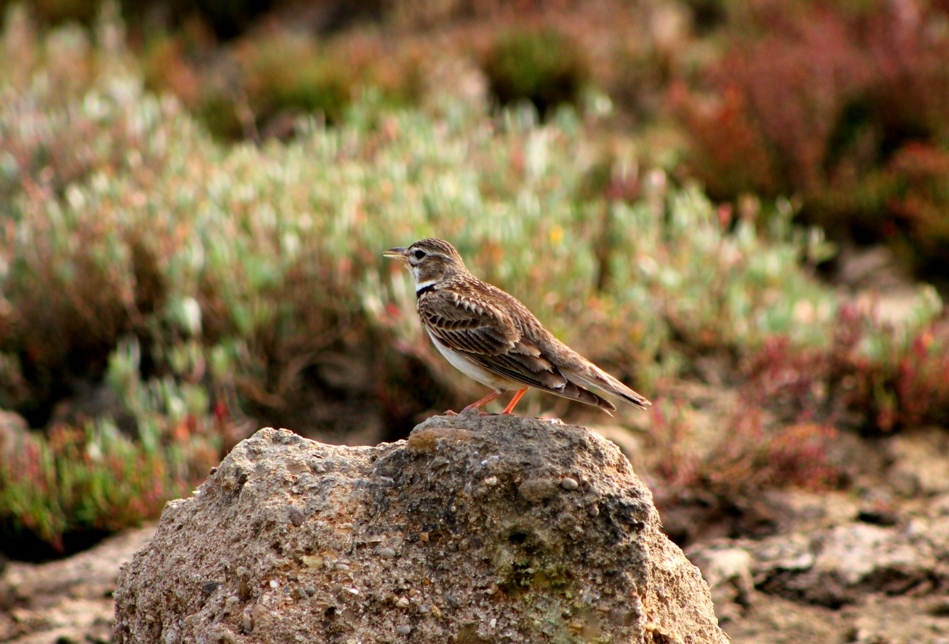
[416,283,435,298]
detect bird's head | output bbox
[383,238,468,290]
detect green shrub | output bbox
[0,417,219,555]
[142,27,426,140]
[482,27,590,116]
[238,32,354,129]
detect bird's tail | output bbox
[571,365,651,411]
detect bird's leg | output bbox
[501,388,529,415]
[452,390,503,416]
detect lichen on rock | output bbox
[114,413,727,643]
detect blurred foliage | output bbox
[672,0,949,282]
[1,0,949,555]
[143,27,426,140]
[743,294,949,433]
[0,0,101,26]
[481,27,591,116]
[0,417,219,557]
[649,399,841,504]
[0,0,275,38]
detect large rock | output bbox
[114,414,727,643]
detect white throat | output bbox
[414,278,437,294]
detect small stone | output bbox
[560,477,579,491]
[430,604,442,618]
[396,596,411,608]
[484,476,499,486]
[269,580,279,589]
[335,563,350,571]
[201,580,221,595]
[419,532,429,542]
[211,627,236,644]
[240,611,253,633]
[379,547,397,558]
[302,555,324,569]
[519,477,559,502]
[610,607,633,626]
[396,625,412,635]
[288,508,305,527]
[219,633,236,644]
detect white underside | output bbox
[426,329,518,391]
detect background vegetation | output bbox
[1,0,947,558]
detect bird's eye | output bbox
[413,249,426,260]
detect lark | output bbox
[384,238,651,415]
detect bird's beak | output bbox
[383,247,407,259]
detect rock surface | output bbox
[114,414,727,643]
[0,525,155,643]
[688,489,949,643]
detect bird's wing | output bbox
[417,287,521,357]
[419,288,615,410]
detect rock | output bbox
[0,525,155,643]
[114,414,728,643]
[836,244,905,290]
[688,542,755,622]
[752,520,947,607]
[887,428,949,497]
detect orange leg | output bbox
[458,390,503,414]
[501,388,529,415]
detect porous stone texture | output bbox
[114,414,727,643]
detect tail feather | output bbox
[570,366,651,411]
[562,382,617,415]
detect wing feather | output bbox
[418,290,518,356]
[418,288,616,411]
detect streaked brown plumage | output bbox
[384,238,651,415]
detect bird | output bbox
[383,238,651,416]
